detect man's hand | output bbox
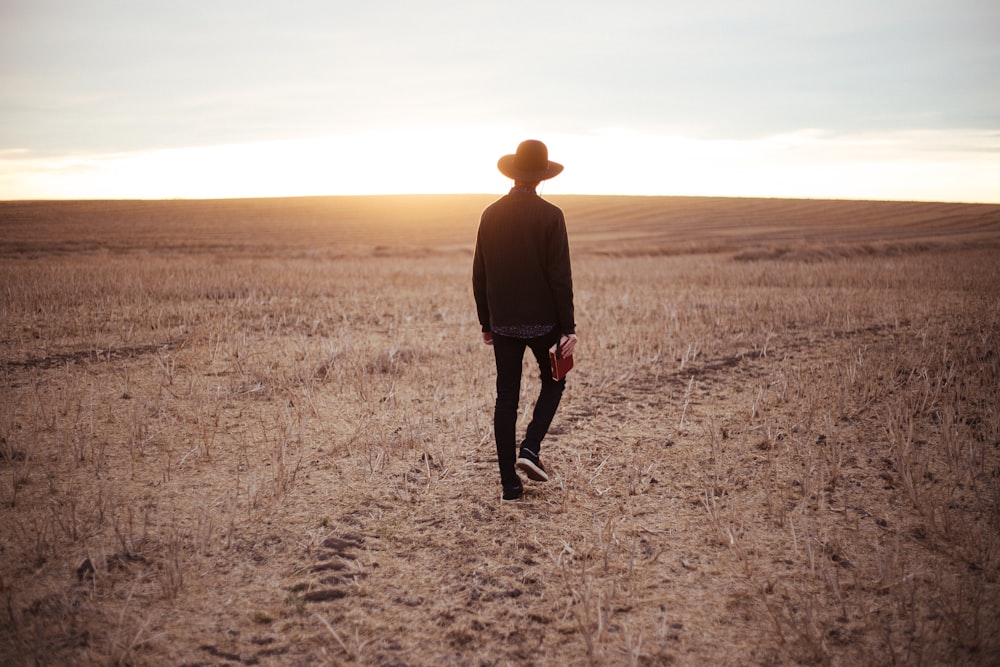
[560,334,578,357]
[482,331,494,346]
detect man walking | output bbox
[473,139,578,502]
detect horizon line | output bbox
[3,192,999,206]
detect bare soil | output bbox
[1,195,999,666]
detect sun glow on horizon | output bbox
[2,127,999,204]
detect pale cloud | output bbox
[2,128,997,202]
[547,128,1000,202]
[2,1,998,200]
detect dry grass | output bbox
[1,195,999,665]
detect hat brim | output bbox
[497,155,564,182]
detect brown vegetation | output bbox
[1,195,999,665]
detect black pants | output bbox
[492,329,566,487]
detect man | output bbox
[472,139,578,502]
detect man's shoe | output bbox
[502,483,524,502]
[516,449,549,482]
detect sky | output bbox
[1,0,999,202]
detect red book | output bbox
[549,341,574,381]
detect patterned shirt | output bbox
[492,324,555,339]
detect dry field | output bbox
[1,195,999,666]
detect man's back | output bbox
[473,189,573,332]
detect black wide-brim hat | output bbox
[497,139,563,181]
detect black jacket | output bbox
[472,190,575,335]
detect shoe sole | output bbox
[516,458,549,482]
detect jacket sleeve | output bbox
[546,212,575,335]
[472,226,491,332]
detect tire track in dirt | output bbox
[2,339,185,372]
[191,534,372,665]
[281,504,553,663]
[595,320,912,412]
[288,534,369,604]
